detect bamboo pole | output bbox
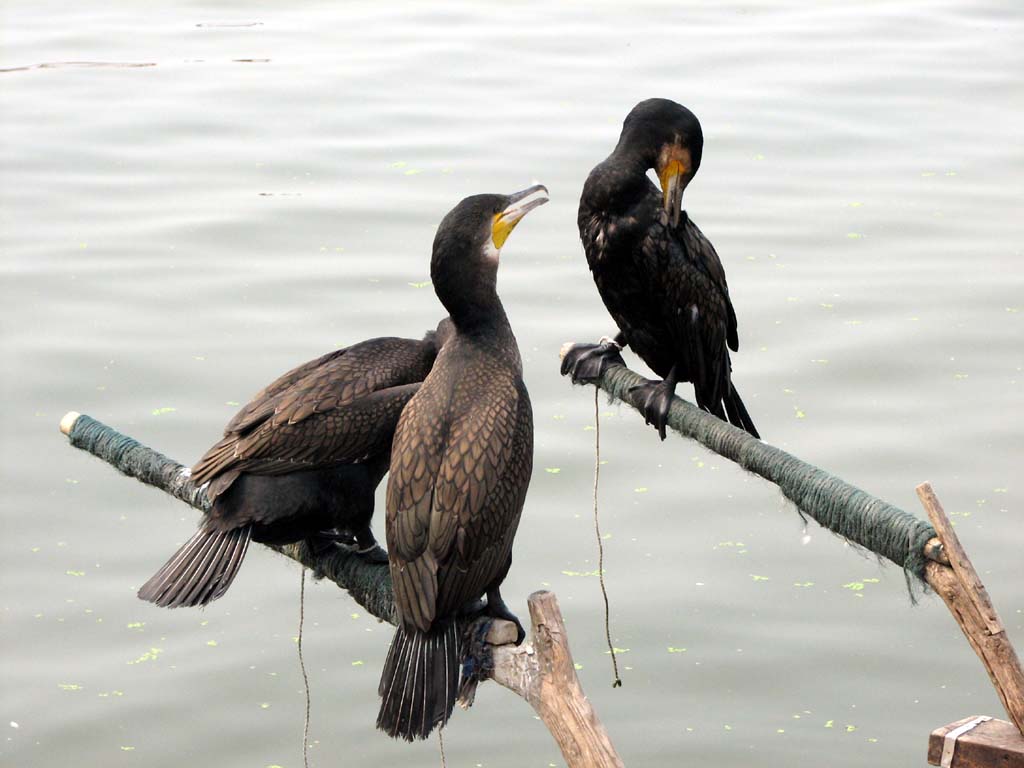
[917,483,1024,736]
[58,411,623,765]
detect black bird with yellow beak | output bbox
[564,98,759,440]
[377,185,546,741]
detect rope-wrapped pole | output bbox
[559,349,942,582]
[59,411,625,765]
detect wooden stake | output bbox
[918,483,1024,736]
[490,591,624,768]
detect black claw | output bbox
[309,529,355,554]
[561,341,626,384]
[628,380,674,440]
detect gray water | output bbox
[2,2,1022,766]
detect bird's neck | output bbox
[433,264,509,334]
[592,146,653,209]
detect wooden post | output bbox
[489,591,625,768]
[918,483,1024,736]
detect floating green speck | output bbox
[846,724,857,733]
[825,720,834,728]
[120,746,135,751]
[128,647,163,665]
[226,401,240,407]
[260,702,271,709]
[151,407,176,416]
[407,281,431,289]
[750,574,770,582]
[206,640,218,647]
[573,663,583,670]
[634,487,648,493]
[561,569,603,577]
[66,570,85,577]
[352,660,364,666]
[58,683,83,691]
[544,468,561,474]
[667,646,687,653]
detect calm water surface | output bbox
[2,2,1022,766]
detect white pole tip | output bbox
[60,411,81,436]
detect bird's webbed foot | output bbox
[560,336,626,384]
[629,376,677,441]
[486,588,525,645]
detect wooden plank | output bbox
[927,716,1024,767]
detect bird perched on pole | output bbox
[377,185,547,741]
[137,322,452,608]
[563,98,759,440]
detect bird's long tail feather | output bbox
[723,383,760,439]
[377,620,461,741]
[137,525,251,608]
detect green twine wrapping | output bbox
[593,364,936,585]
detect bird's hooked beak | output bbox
[492,184,549,249]
[657,145,693,228]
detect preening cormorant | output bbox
[137,322,452,608]
[563,98,760,440]
[377,185,547,741]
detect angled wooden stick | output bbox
[918,482,1024,736]
[491,591,624,768]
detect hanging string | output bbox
[298,567,312,768]
[593,389,622,688]
[438,726,447,768]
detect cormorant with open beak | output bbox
[377,185,546,741]
[564,98,759,440]
[137,321,452,608]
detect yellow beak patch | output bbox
[492,212,520,250]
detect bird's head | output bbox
[618,98,703,227]
[431,184,549,327]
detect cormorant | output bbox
[137,322,452,608]
[376,185,547,741]
[563,98,760,440]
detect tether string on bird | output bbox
[594,389,622,688]
[438,726,447,768]
[298,567,311,768]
